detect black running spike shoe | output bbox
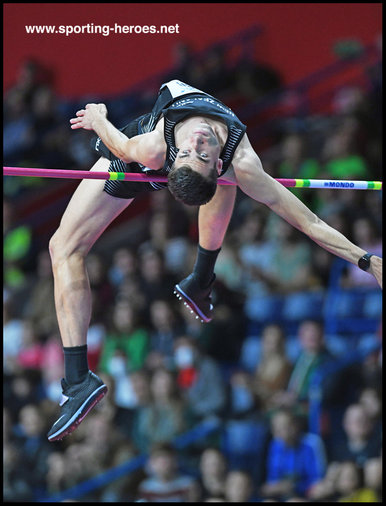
[174,273,215,323]
[47,371,107,442]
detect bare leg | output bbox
[174,184,237,322]
[49,157,133,347]
[198,184,237,250]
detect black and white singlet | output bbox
[93,79,247,199]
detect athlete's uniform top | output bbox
[92,80,247,199]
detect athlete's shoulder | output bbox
[232,133,263,171]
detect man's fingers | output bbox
[69,117,83,124]
[76,110,85,117]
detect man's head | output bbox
[298,319,325,355]
[224,470,253,502]
[343,403,373,443]
[168,125,223,206]
[148,442,177,482]
[271,409,301,447]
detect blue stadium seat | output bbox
[363,291,383,318]
[244,295,282,322]
[239,336,261,372]
[221,419,269,456]
[285,335,302,363]
[282,290,325,321]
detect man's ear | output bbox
[216,159,223,175]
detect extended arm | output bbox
[69,103,165,168]
[233,145,382,288]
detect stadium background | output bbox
[4,2,382,502]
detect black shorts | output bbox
[91,115,167,199]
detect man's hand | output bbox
[369,255,382,289]
[69,103,107,131]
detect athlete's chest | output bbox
[155,115,228,146]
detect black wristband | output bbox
[358,253,374,271]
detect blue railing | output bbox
[37,417,221,502]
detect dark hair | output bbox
[150,441,176,457]
[167,164,217,206]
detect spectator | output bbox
[173,336,226,422]
[364,457,382,501]
[198,447,228,501]
[16,319,44,371]
[321,118,371,180]
[146,299,185,370]
[3,88,34,165]
[213,238,243,292]
[114,368,152,439]
[358,387,382,432]
[131,366,191,453]
[99,299,149,375]
[225,369,258,420]
[137,442,200,502]
[335,461,379,502]
[260,408,327,500]
[3,406,34,501]
[224,470,254,502]
[202,296,247,364]
[201,45,233,97]
[81,411,125,473]
[137,245,178,304]
[14,404,54,495]
[108,247,138,288]
[253,324,293,413]
[271,320,335,418]
[328,403,381,466]
[60,442,104,494]
[307,461,341,501]
[99,440,140,502]
[237,208,277,304]
[86,252,114,317]
[5,369,43,420]
[130,368,152,407]
[28,84,72,168]
[4,440,34,501]
[97,299,149,411]
[277,133,322,209]
[164,41,205,90]
[232,58,282,103]
[45,452,67,495]
[265,220,314,295]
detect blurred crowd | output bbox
[3,37,382,502]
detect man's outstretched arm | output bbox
[69,103,164,168]
[233,150,382,288]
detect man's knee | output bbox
[49,228,85,267]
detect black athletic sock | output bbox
[63,345,89,385]
[193,245,221,288]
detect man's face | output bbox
[299,321,323,354]
[150,451,176,480]
[343,405,371,440]
[271,412,299,446]
[173,122,223,177]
